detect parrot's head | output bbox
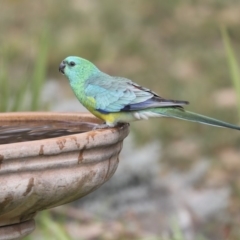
[59,56,99,83]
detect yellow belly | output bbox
[90,110,122,123]
[88,109,136,126]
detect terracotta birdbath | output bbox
[0,112,129,240]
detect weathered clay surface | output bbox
[0,113,129,230]
[0,220,35,240]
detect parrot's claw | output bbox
[93,122,130,130]
[93,123,111,130]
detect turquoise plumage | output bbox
[85,74,186,112]
[59,56,240,130]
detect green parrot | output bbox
[59,56,240,130]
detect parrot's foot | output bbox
[93,123,111,130]
[93,122,130,130]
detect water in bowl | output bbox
[0,120,97,144]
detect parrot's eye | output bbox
[69,61,75,67]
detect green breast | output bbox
[70,81,97,110]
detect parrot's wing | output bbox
[85,74,188,113]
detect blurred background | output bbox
[1,0,240,239]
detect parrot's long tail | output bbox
[151,107,240,131]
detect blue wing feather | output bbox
[85,73,188,113]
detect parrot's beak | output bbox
[59,61,66,74]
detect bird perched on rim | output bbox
[59,56,240,131]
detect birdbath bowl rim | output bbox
[0,112,129,240]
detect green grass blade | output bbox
[0,61,9,112]
[38,211,72,240]
[10,77,29,111]
[30,29,49,111]
[221,26,240,120]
